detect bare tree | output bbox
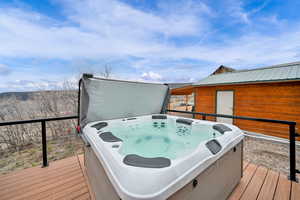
[100,64,112,78]
[0,64,113,152]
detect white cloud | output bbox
[0,0,210,60]
[223,0,250,24]
[223,0,271,25]
[0,0,300,91]
[63,0,208,37]
[0,77,78,92]
[249,0,271,15]
[180,30,300,66]
[0,64,11,75]
[141,71,163,81]
[1,0,298,67]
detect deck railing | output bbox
[0,109,298,182]
[0,115,78,167]
[167,109,299,182]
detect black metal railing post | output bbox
[41,120,48,167]
[77,78,82,129]
[192,106,195,119]
[289,124,298,182]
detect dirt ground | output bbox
[243,135,300,175]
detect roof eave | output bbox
[170,85,194,95]
[193,78,300,87]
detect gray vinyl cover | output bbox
[80,76,169,127]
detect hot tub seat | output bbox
[92,122,108,130]
[176,118,193,125]
[152,114,167,119]
[206,139,222,155]
[123,154,171,168]
[213,124,232,134]
[99,132,122,142]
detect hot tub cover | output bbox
[79,74,169,127]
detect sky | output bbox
[0,0,300,92]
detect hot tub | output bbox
[82,114,244,200]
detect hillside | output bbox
[0,92,33,101]
[0,90,77,121]
[0,89,81,174]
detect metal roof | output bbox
[194,62,300,86]
[167,83,192,89]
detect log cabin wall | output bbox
[194,81,300,139]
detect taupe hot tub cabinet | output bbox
[78,75,244,200]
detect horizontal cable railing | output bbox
[167,109,299,182]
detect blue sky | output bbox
[0,0,300,92]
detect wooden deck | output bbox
[0,155,91,200]
[0,155,299,200]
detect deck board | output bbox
[257,170,279,200]
[0,154,90,200]
[273,174,292,200]
[291,180,300,200]
[0,155,297,200]
[228,163,257,200]
[240,166,268,200]
[243,161,249,170]
[1,165,80,191]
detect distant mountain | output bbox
[0,90,77,102]
[0,90,78,122]
[0,92,33,101]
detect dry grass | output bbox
[0,134,84,175]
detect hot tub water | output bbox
[99,118,222,159]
